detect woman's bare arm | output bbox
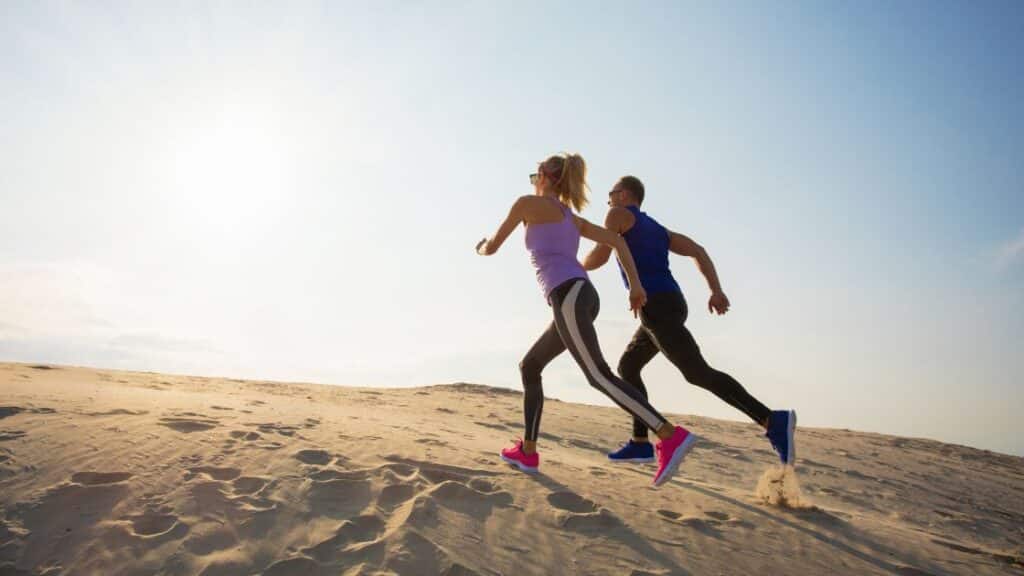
[476,197,529,255]
[581,207,634,271]
[576,216,647,315]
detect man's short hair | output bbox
[618,175,645,205]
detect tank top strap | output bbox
[541,196,573,221]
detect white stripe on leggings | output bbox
[560,281,663,430]
[531,403,541,441]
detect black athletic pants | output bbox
[519,278,670,442]
[619,290,771,438]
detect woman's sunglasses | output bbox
[529,172,539,185]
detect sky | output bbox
[2,1,1022,456]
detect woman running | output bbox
[475,153,699,487]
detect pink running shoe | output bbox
[653,426,698,487]
[500,440,539,474]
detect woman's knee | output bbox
[519,357,543,389]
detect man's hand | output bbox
[629,286,648,318]
[708,292,730,315]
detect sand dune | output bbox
[0,362,1021,575]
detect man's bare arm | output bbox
[669,231,730,314]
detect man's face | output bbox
[607,184,630,208]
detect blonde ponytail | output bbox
[541,153,589,212]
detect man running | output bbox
[582,175,796,466]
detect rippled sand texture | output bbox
[1,362,1021,575]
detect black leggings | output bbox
[519,278,670,442]
[619,290,771,438]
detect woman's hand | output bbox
[629,285,647,317]
[476,238,495,256]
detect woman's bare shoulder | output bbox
[515,195,563,223]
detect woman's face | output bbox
[531,162,546,194]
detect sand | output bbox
[0,362,1021,575]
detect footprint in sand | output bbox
[248,422,301,437]
[416,438,449,447]
[293,455,512,572]
[466,478,499,492]
[382,456,500,484]
[295,449,332,465]
[305,475,374,518]
[159,416,219,433]
[71,471,133,485]
[679,509,754,530]
[0,405,55,420]
[123,512,180,537]
[378,483,420,511]
[301,510,471,575]
[546,492,622,532]
[0,430,26,441]
[19,478,133,549]
[658,511,724,536]
[563,437,604,453]
[307,468,373,482]
[427,480,514,519]
[183,472,279,541]
[84,408,149,417]
[262,557,323,576]
[302,514,387,562]
[229,430,262,441]
[473,420,513,432]
[561,508,622,532]
[186,466,242,481]
[547,492,598,514]
[705,510,730,521]
[0,407,24,419]
[185,522,240,556]
[231,476,269,495]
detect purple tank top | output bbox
[524,201,588,299]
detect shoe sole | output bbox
[500,453,538,474]
[608,457,656,463]
[653,433,699,487]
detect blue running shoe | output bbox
[766,410,797,466]
[607,439,655,463]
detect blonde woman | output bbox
[476,153,699,487]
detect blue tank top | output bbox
[617,205,681,295]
